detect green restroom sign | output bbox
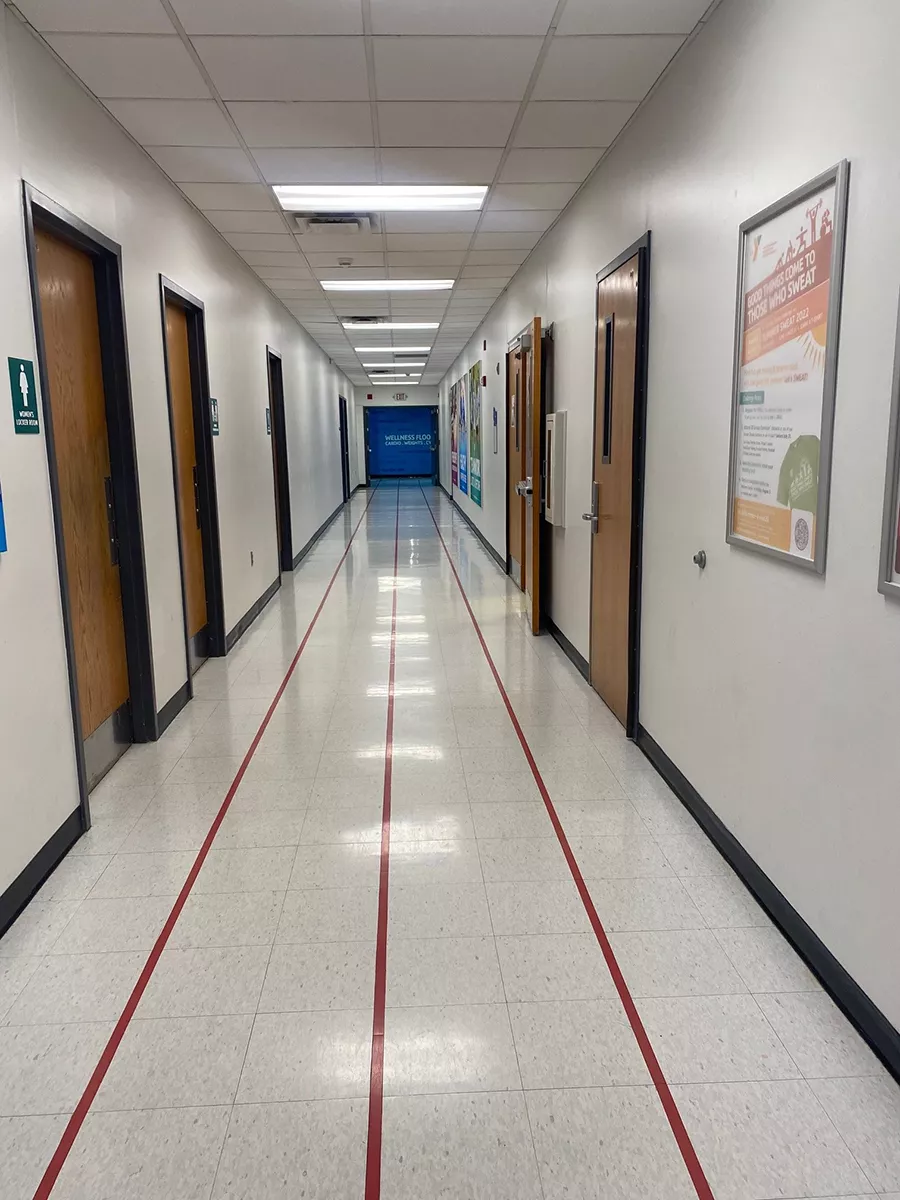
[8,358,39,434]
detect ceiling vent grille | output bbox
[293,213,379,235]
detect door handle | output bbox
[515,479,532,497]
[104,475,119,566]
[581,481,599,534]
[192,465,202,529]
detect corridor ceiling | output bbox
[11,0,719,386]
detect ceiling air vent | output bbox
[293,213,379,235]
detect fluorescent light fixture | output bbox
[355,346,431,354]
[368,381,419,386]
[274,185,486,212]
[323,279,453,292]
[362,362,426,368]
[342,321,439,330]
[369,373,418,379]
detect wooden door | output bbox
[165,300,208,659]
[523,317,543,634]
[35,230,130,746]
[506,348,525,588]
[589,256,639,724]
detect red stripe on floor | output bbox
[364,484,401,1200]
[420,486,716,1200]
[32,486,379,1200]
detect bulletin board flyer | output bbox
[731,182,836,561]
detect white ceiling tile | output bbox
[534,35,684,101]
[180,182,275,210]
[385,234,472,251]
[104,99,237,146]
[147,146,257,183]
[378,102,518,148]
[170,0,362,34]
[295,231,385,252]
[473,231,542,250]
[205,209,286,233]
[466,248,529,265]
[305,252,385,268]
[380,148,501,185]
[370,0,558,34]
[227,102,373,148]
[257,266,314,280]
[252,148,377,184]
[45,34,209,99]
[462,265,516,279]
[479,209,559,232]
[387,252,466,267]
[271,286,322,296]
[374,38,541,102]
[224,231,298,251]
[384,212,480,234]
[240,250,308,267]
[194,37,369,101]
[558,0,710,35]
[15,0,172,33]
[488,182,579,210]
[500,147,602,183]
[515,101,637,147]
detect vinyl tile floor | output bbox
[1,485,898,1200]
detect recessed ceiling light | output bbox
[362,362,426,368]
[324,279,453,292]
[355,346,431,353]
[369,381,420,386]
[342,321,439,330]
[274,185,486,212]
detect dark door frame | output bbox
[338,395,351,502]
[589,232,652,739]
[159,275,226,687]
[22,184,157,830]
[267,347,293,572]
[363,407,371,486]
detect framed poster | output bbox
[726,160,850,572]
[469,361,483,506]
[878,298,900,600]
[458,372,469,495]
[450,381,459,487]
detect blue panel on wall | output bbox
[368,406,436,477]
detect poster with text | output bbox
[728,165,847,570]
[450,381,459,486]
[458,372,469,495]
[469,361,483,506]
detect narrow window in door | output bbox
[602,315,615,464]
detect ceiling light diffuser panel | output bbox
[323,279,453,291]
[342,321,440,330]
[274,185,487,212]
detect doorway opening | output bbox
[338,395,352,502]
[364,405,439,482]
[159,276,226,682]
[23,186,156,804]
[506,318,544,634]
[267,349,293,572]
[587,234,651,735]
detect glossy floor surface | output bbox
[2,485,899,1200]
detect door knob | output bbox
[516,480,532,496]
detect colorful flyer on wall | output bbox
[726,162,849,573]
[469,361,483,506]
[450,381,459,486]
[458,372,469,495]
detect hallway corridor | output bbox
[1,486,897,1199]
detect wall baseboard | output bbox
[438,483,506,571]
[225,576,281,652]
[292,497,352,571]
[546,615,590,680]
[0,808,83,940]
[636,725,900,1082]
[156,680,190,737]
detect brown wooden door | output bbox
[35,230,130,742]
[589,256,639,725]
[506,348,525,588]
[165,300,208,652]
[523,317,543,634]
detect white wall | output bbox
[0,11,353,897]
[438,0,900,1029]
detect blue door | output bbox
[367,406,436,478]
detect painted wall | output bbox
[438,0,900,1029]
[0,11,353,897]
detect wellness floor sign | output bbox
[726,162,849,572]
